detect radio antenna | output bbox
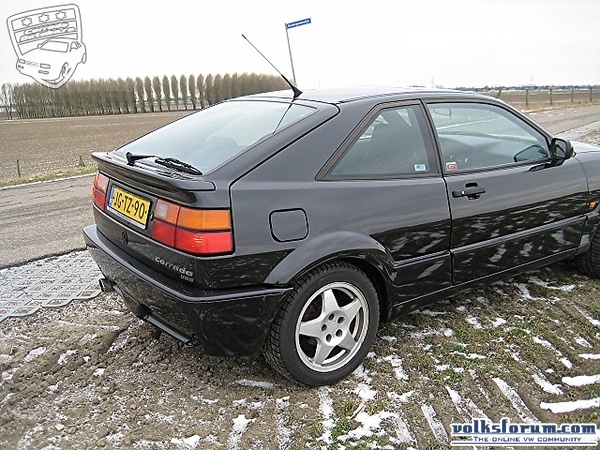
[242,34,302,99]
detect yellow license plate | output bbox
[108,186,151,228]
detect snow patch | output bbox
[388,391,414,403]
[227,414,254,450]
[317,386,334,445]
[276,396,292,450]
[232,399,263,409]
[575,336,593,348]
[465,316,482,329]
[515,283,533,299]
[573,305,600,327]
[382,355,409,381]
[421,403,448,442]
[446,386,490,421]
[352,364,372,383]
[344,410,393,440]
[190,395,219,404]
[562,374,600,387]
[529,276,576,292]
[451,351,487,360]
[234,379,274,389]
[493,378,539,424]
[559,357,573,369]
[354,383,377,401]
[107,321,142,353]
[420,309,447,317]
[541,397,600,414]
[579,353,600,360]
[532,336,572,368]
[410,327,453,339]
[491,317,507,327]
[171,434,201,449]
[24,346,46,362]
[532,373,563,395]
[1,368,17,382]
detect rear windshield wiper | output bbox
[125,152,156,165]
[154,157,203,175]
[124,152,203,175]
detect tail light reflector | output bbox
[152,199,233,255]
[92,172,110,210]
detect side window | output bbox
[330,105,432,177]
[427,103,549,172]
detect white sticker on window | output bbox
[446,161,458,171]
[414,164,427,172]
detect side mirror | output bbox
[550,138,574,165]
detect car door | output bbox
[322,103,452,303]
[425,101,589,285]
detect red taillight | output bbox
[151,199,233,255]
[175,229,233,255]
[92,172,110,210]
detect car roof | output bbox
[247,86,487,104]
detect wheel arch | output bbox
[264,231,394,318]
[338,256,391,322]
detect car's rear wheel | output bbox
[576,229,600,278]
[264,261,379,386]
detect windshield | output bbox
[41,40,69,52]
[116,100,315,173]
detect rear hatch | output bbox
[90,97,321,289]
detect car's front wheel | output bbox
[576,229,600,278]
[264,261,379,386]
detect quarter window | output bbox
[330,105,432,177]
[427,103,549,172]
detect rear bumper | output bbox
[83,225,291,356]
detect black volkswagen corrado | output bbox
[84,86,600,385]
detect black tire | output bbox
[60,63,70,78]
[576,229,600,278]
[264,261,380,386]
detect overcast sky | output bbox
[1,0,599,90]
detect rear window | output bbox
[115,100,315,173]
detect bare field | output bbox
[0,112,188,182]
[483,89,600,110]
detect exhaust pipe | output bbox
[99,278,115,293]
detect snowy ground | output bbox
[0,260,598,449]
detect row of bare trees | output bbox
[0,72,288,119]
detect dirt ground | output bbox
[1,260,599,449]
[0,112,188,181]
[1,113,599,449]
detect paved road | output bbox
[1,104,599,268]
[0,174,93,268]
[528,103,600,134]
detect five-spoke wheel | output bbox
[265,262,379,386]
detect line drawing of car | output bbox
[7,4,85,89]
[16,38,86,88]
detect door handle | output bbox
[452,184,486,199]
